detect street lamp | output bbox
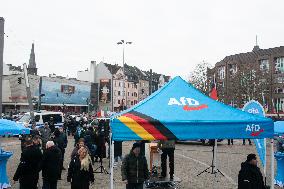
[117,40,132,110]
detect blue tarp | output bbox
[0,119,30,136]
[110,76,274,141]
[275,121,284,135]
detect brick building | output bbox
[208,45,284,113]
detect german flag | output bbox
[117,111,178,140]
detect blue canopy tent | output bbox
[0,119,30,136]
[109,76,274,189]
[0,119,30,189]
[275,121,284,135]
[110,76,274,141]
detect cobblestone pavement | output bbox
[1,137,281,189]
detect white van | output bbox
[18,111,64,128]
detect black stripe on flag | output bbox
[129,111,178,140]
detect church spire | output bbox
[27,43,38,75]
[252,35,260,52]
[29,43,36,68]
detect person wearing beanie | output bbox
[121,142,149,189]
[238,153,266,189]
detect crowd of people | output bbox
[13,115,110,189]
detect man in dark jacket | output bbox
[59,127,68,169]
[48,116,56,133]
[238,153,266,189]
[53,128,65,177]
[41,141,62,189]
[121,142,149,189]
[39,122,51,150]
[13,138,43,189]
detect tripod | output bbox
[94,154,109,174]
[197,140,225,177]
[94,135,109,174]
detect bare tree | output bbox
[188,61,212,94]
[225,62,270,108]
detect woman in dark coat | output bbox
[67,146,94,189]
[13,139,42,189]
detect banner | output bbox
[99,79,111,104]
[40,80,91,105]
[242,100,266,167]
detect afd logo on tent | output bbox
[246,124,264,136]
[168,97,208,111]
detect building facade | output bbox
[2,74,92,113]
[208,45,284,113]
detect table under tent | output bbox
[109,76,274,189]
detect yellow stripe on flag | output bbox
[118,116,155,140]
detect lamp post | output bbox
[0,17,5,118]
[117,40,132,111]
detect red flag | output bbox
[97,111,101,117]
[210,84,218,100]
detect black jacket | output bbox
[13,145,42,185]
[53,135,65,153]
[238,161,265,189]
[121,151,149,184]
[67,156,94,189]
[41,145,62,181]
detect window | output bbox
[229,64,237,76]
[273,98,284,112]
[276,77,284,83]
[218,66,225,79]
[35,115,40,122]
[128,83,130,88]
[275,88,284,94]
[128,92,130,96]
[42,114,62,124]
[275,57,284,73]
[19,114,31,123]
[218,81,225,88]
[259,59,269,72]
[118,91,121,96]
[131,101,133,105]
[118,82,121,87]
[118,100,121,104]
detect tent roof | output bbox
[110,76,274,141]
[0,119,30,136]
[275,121,284,134]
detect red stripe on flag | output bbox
[124,113,167,140]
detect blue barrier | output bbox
[0,150,13,189]
[275,152,284,187]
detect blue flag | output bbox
[242,100,266,167]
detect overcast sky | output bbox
[1,0,284,79]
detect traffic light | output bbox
[17,77,21,84]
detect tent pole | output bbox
[264,138,267,186]
[213,139,217,173]
[270,139,274,189]
[110,133,114,189]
